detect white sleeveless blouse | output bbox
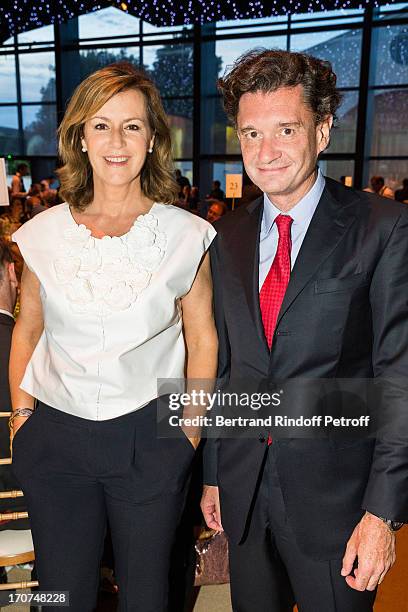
[12,203,216,420]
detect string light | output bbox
[0,0,399,36]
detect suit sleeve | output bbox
[202,235,231,485]
[362,208,408,522]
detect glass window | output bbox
[367,160,408,192]
[216,16,288,34]
[22,104,57,155]
[79,48,140,79]
[212,161,243,193]
[19,51,56,102]
[144,44,193,96]
[143,22,192,36]
[79,7,140,42]
[0,106,20,154]
[373,25,408,86]
[216,36,287,78]
[370,89,408,157]
[199,95,239,155]
[329,91,358,154]
[291,8,363,27]
[378,3,408,14]
[0,55,17,103]
[18,24,54,44]
[318,159,355,184]
[290,29,362,88]
[163,98,193,159]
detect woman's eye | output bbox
[125,124,141,131]
[94,123,108,130]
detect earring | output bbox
[148,148,153,153]
[82,146,87,153]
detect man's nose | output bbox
[257,137,282,164]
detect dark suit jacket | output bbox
[0,313,28,525]
[203,177,408,560]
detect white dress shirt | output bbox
[259,169,326,289]
[13,203,216,420]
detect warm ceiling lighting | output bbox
[120,2,128,10]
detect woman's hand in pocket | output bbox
[12,415,30,438]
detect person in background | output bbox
[208,180,225,201]
[394,178,408,203]
[175,169,191,198]
[10,164,30,221]
[206,201,227,224]
[364,175,394,199]
[0,239,23,511]
[26,184,47,218]
[190,186,200,211]
[178,184,194,210]
[10,62,217,612]
[10,164,29,203]
[40,179,58,207]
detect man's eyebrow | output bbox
[239,125,259,131]
[278,121,302,127]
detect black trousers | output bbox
[228,445,377,612]
[12,400,195,612]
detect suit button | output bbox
[259,434,266,443]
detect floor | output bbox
[1,527,407,611]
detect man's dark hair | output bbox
[0,238,13,283]
[16,163,29,173]
[213,180,221,188]
[218,48,342,126]
[371,176,385,187]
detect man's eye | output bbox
[281,128,294,136]
[244,131,259,139]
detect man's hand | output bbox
[201,485,223,531]
[341,511,396,591]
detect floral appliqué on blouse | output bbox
[53,212,166,316]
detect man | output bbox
[10,163,30,222]
[206,201,227,224]
[201,49,408,611]
[395,178,408,203]
[209,180,225,202]
[175,169,191,198]
[364,175,394,199]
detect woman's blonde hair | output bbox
[57,62,179,210]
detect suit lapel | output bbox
[228,197,269,353]
[276,183,358,329]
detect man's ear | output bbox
[317,115,333,154]
[7,262,18,290]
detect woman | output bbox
[9,62,217,612]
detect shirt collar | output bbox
[0,309,14,320]
[261,168,325,237]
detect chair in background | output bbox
[0,410,38,590]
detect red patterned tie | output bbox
[260,214,293,446]
[260,214,293,349]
